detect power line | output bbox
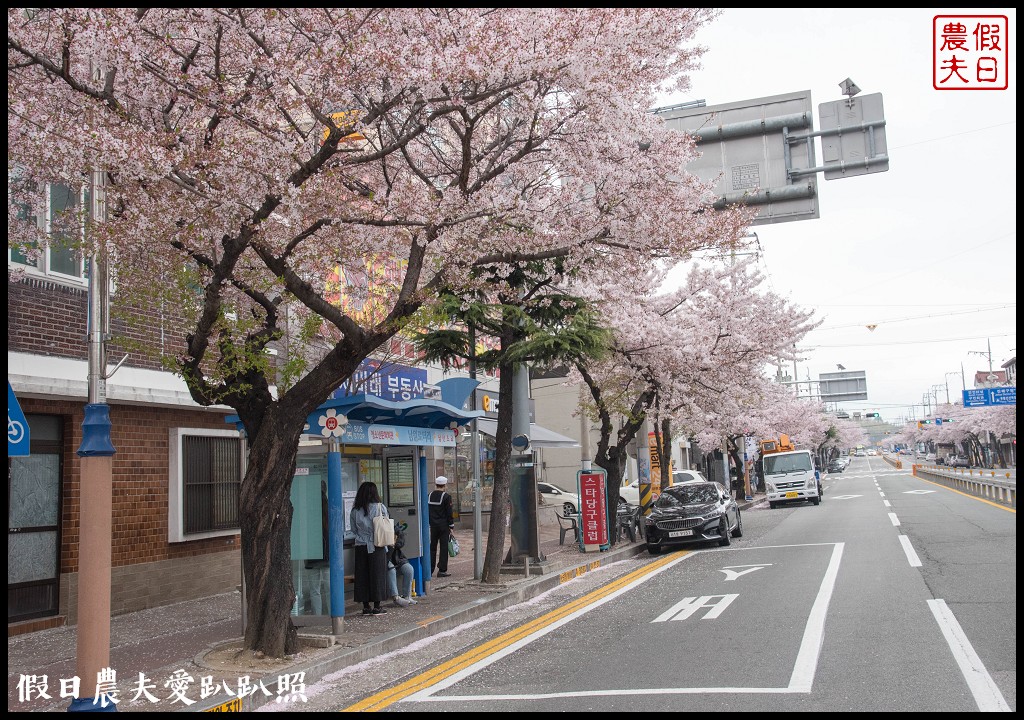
[815,302,1016,308]
[810,332,1015,348]
[889,121,1016,151]
[814,304,1015,332]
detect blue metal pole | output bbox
[326,440,345,632]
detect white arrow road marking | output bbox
[652,594,739,622]
[903,489,936,495]
[719,564,771,581]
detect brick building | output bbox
[9,239,241,635]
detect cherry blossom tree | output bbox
[9,8,743,655]
[899,404,1017,467]
[574,257,817,508]
[694,376,830,497]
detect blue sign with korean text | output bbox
[304,414,457,447]
[962,386,1016,407]
[8,381,31,457]
[333,359,427,402]
[962,388,989,407]
[988,386,1016,406]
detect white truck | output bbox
[761,436,823,509]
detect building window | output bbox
[8,181,89,283]
[169,428,242,542]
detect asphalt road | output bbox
[283,456,1015,712]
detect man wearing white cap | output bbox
[427,476,455,578]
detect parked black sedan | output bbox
[827,458,845,473]
[644,481,742,554]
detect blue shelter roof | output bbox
[315,393,484,429]
[226,393,483,433]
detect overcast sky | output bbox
[656,8,1016,423]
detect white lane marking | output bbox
[904,489,937,495]
[831,494,863,500]
[883,500,891,507]
[898,535,922,567]
[410,543,844,702]
[879,491,885,497]
[927,599,1011,712]
[888,513,900,526]
[787,543,844,692]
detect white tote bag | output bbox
[372,504,395,547]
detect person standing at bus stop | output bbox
[428,476,455,578]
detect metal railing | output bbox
[912,464,1016,508]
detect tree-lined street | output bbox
[288,456,1014,712]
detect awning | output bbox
[474,419,579,449]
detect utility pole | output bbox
[969,339,997,385]
[71,169,117,712]
[944,370,963,404]
[469,325,483,580]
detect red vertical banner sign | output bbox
[577,470,609,551]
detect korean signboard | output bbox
[577,470,609,551]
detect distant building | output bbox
[1000,357,1016,386]
[973,370,1007,388]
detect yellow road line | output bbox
[914,475,1016,513]
[342,550,685,712]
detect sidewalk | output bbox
[8,495,764,712]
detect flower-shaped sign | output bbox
[318,409,348,438]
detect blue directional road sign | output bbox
[963,386,1016,407]
[8,381,31,457]
[988,386,1016,406]
[962,388,988,407]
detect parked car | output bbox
[827,459,845,474]
[947,455,969,468]
[672,469,710,485]
[925,452,937,462]
[644,481,742,554]
[618,469,710,506]
[537,482,582,516]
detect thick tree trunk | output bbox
[239,413,306,657]
[481,362,514,583]
[727,437,744,502]
[595,448,627,547]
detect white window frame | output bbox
[8,182,89,287]
[168,427,243,543]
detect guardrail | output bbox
[912,464,1016,508]
[882,453,903,470]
